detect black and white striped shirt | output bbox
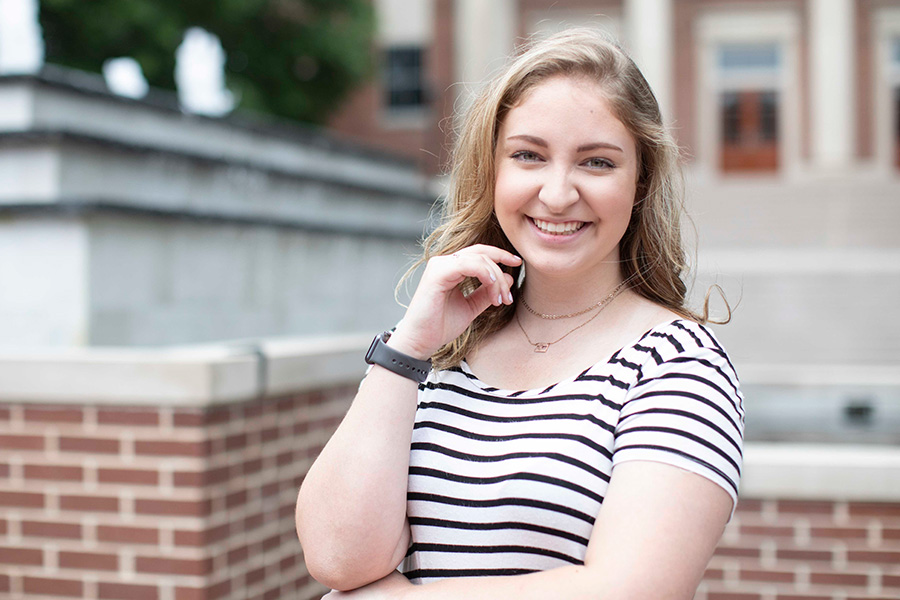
[401,319,744,582]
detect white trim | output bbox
[0,334,370,406]
[741,443,900,501]
[874,7,900,176]
[694,9,801,180]
[739,363,900,387]
[807,0,856,170]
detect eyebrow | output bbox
[506,134,624,154]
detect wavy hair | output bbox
[405,28,726,369]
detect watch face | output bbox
[365,335,380,364]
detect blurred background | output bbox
[1,1,898,599]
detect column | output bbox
[453,0,517,90]
[623,0,674,124]
[809,0,856,168]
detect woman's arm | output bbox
[327,460,732,600]
[295,246,521,591]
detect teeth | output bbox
[532,218,585,235]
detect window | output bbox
[716,42,781,173]
[384,46,426,111]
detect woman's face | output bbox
[493,75,638,282]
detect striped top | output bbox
[401,319,744,582]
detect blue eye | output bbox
[584,157,615,169]
[511,150,541,162]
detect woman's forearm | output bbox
[296,363,419,590]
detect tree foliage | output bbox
[39,0,375,123]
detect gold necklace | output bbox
[515,281,627,353]
[521,278,631,320]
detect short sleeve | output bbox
[612,323,744,513]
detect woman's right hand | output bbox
[388,245,522,360]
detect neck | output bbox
[520,266,626,316]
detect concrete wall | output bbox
[0,67,435,348]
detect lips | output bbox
[530,218,587,235]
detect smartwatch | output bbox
[365,331,431,383]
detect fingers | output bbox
[443,246,520,307]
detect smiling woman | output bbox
[296,28,743,600]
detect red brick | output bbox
[261,482,279,498]
[135,440,208,457]
[277,449,294,466]
[97,408,159,426]
[260,426,280,442]
[174,465,229,487]
[98,467,159,485]
[59,550,118,570]
[228,544,248,566]
[0,407,9,420]
[776,548,832,561]
[847,549,900,564]
[262,533,281,552]
[775,596,831,600]
[279,554,297,572]
[99,581,159,600]
[243,512,264,533]
[883,527,900,541]
[740,524,793,538]
[22,520,81,539]
[173,411,205,427]
[224,433,247,451]
[136,556,212,576]
[24,464,83,481]
[776,500,834,515]
[60,494,118,512]
[97,525,158,545]
[225,490,247,509]
[714,545,760,559]
[810,572,868,586]
[24,406,82,423]
[0,574,8,593]
[59,436,119,453]
[23,576,82,597]
[847,501,900,518]
[741,569,794,583]
[135,498,211,517]
[0,464,9,478]
[0,491,44,508]
[0,546,42,565]
[243,457,263,475]
[175,523,229,547]
[708,594,761,600]
[245,566,265,586]
[810,526,866,539]
[0,519,6,535]
[0,434,44,450]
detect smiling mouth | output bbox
[531,218,587,236]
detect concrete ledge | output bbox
[741,442,900,501]
[0,334,369,406]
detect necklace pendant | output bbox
[533,343,550,353]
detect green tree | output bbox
[39,0,375,124]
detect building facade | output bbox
[329,0,900,444]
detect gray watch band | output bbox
[365,331,431,383]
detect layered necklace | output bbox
[515,278,630,353]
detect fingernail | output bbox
[507,292,514,303]
[490,272,496,282]
[497,294,503,305]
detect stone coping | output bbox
[0,334,371,406]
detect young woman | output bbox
[296,28,744,600]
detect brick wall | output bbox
[698,498,900,600]
[0,389,352,600]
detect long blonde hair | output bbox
[406,28,724,369]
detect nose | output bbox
[537,165,579,213]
